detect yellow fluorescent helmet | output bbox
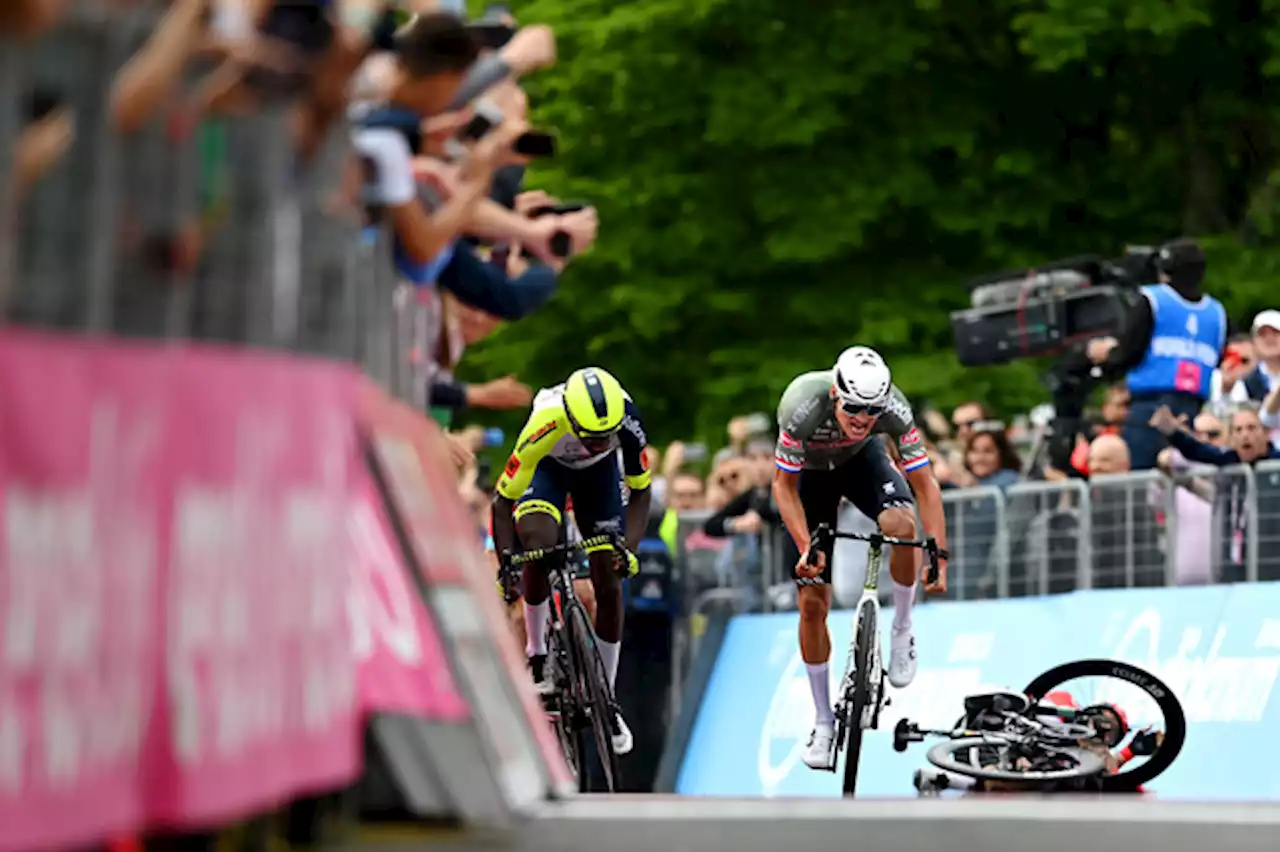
[564,367,626,438]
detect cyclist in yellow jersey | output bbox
[491,367,651,755]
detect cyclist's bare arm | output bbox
[771,467,809,555]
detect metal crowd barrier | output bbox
[667,460,1280,625]
[0,5,440,400]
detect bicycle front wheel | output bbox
[564,600,621,792]
[926,736,1107,784]
[840,600,877,796]
[545,616,582,787]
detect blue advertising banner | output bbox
[676,583,1280,799]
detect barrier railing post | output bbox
[1001,479,1090,594]
[0,39,20,314]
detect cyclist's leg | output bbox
[514,460,568,687]
[566,454,632,753]
[840,440,918,686]
[567,455,627,678]
[796,467,840,767]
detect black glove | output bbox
[1128,727,1162,757]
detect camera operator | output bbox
[1080,238,1226,470]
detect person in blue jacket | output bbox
[1083,238,1227,470]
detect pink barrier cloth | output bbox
[350,471,469,721]
[0,331,362,849]
[356,385,574,792]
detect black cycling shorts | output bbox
[797,438,914,585]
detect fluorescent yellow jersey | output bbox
[496,383,652,500]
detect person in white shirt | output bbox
[1231,310,1280,445]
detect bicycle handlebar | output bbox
[806,522,942,585]
[500,533,623,568]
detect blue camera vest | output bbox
[1126,284,1226,399]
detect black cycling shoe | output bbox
[528,653,554,696]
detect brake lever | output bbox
[924,537,940,586]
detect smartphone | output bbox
[458,100,504,142]
[513,130,556,158]
[528,202,587,218]
[469,21,516,49]
[683,442,709,464]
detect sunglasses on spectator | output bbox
[953,418,979,431]
[839,400,886,418]
[1198,429,1222,440]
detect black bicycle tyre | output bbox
[1022,658,1186,792]
[544,616,581,786]
[840,600,876,796]
[926,736,1107,782]
[564,599,621,792]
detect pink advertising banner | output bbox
[0,331,363,848]
[349,471,469,722]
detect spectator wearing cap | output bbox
[1230,311,1280,400]
[1083,237,1227,470]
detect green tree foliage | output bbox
[460,0,1280,444]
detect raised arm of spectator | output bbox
[110,0,211,133]
[436,241,559,320]
[1160,421,1239,467]
[444,24,555,109]
[1261,382,1280,431]
[703,488,756,537]
[357,119,526,263]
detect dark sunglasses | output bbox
[840,400,885,418]
[1198,429,1222,440]
[952,418,979,431]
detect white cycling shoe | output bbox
[888,627,918,688]
[802,723,835,770]
[612,710,634,755]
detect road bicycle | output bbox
[499,533,625,792]
[897,658,1187,795]
[802,522,940,796]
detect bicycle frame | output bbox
[500,533,624,790]
[805,523,940,793]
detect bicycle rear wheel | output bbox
[840,600,877,796]
[926,736,1107,783]
[564,600,621,791]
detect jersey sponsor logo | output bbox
[883,389,913,425]
[504,454,521,478]
[901,426,920,445]
[517,420,557,451]
[623,413,647,446]
[779,431,802,449]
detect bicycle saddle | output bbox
[963,690,1031,719]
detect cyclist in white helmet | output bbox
[772,346,950,771]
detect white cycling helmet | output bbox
[833,346,892,411]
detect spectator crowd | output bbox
[6,2,1280,627]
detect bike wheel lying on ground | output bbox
[564,601,621,792]
[1023,658,1186,792]
[926,736,1107,783]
